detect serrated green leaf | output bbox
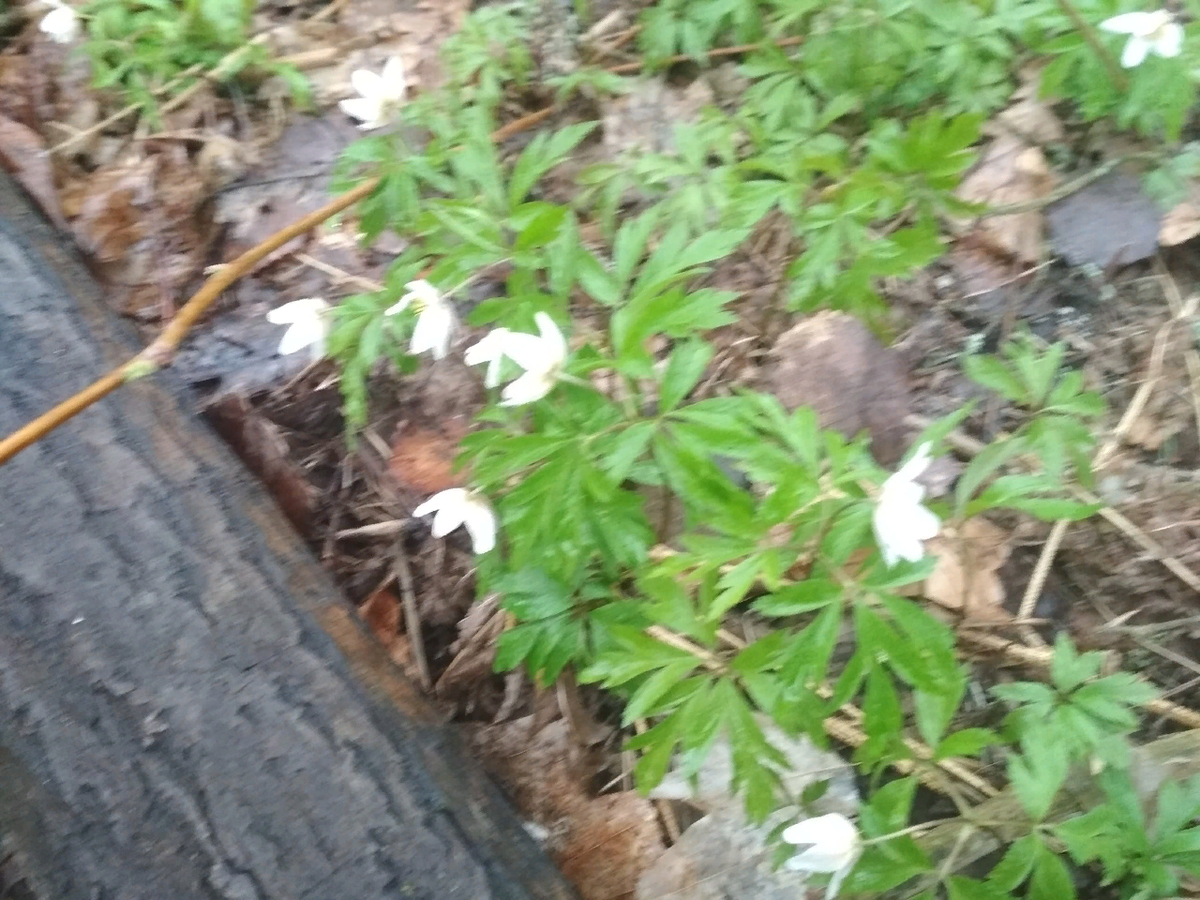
[623,664,703,723]
[753,578,840,616]
[987,833,1038,892]
[659,340,712,413]
[935,728,998,760]
[1029,842,1076,900]
[964,354,1027,403]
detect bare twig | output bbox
[393,545,431,690]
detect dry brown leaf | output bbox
[358,585,401,649]
[944,238,1023,304]
[1159,200,1200,247]
[436,595,506,699]
[0,112,66,229]
[467,717,663,900]
[956,135,1057,264]
[389,420,469,495]
[62,156,156,262]
[764,312,912,466]
[923,516,1011,621]
[986,68,1064,146]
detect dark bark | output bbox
[0,173,576,900]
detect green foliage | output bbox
[997,635,1159,818]
[1055,770,1200,900]
[1038,4,1196,141]
[959,334,1106,513]
[314,0,1185,896]
[80,0,308,125]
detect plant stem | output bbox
[1054,0,1128,92]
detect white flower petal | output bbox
[268,299,329,358]
[339,97,385,129]
[494,331,549,371]
[894,442,933,483]
[464,329,509,366]
[1155,22,1183,58]
[350,68,383,99]
[533,312,567,363]
[403,279,442,308]
[267,298,328,325]
[465,328,520,388]
[874,517,926,567]
[782,814,860,876]
[40,4,79,42]
[483,356,504,388]
[380,56,408,99]
[1100,12,1152,35]
[429,503,467,540]
[908,503,941,541]
[410,304,456,359]
[460,497,497,553]
[873,444,941,567]
[414,489,465,520]
[413,489,495,553]
[277,321,322,357]
[1121,35,1152,67]
[499,370,555,406]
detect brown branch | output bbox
[0,175,380,465]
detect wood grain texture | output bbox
[0,173,576,900]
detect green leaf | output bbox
[601,421,656,482]
[623,663,703,723]
[914,684,963,749]
[948,875,1015,900]
[753,578,840,616]
[507,122,596,209]
[1153,774,1200,844]
[611,286,737,365]
[935,728,998,760]
[511,201,567,251]
[659,340,712,413]
[1000,497,1101,521]
[955,437,1026,512]
[820,500,873,566]
[614,206,661,289]
[630,714,682,791]
[861,775,918,836]
[1009,735,1069,821]
[1029,842,1076,900]
[987,834,1039,892]
[494,623,540,671]
[964,354,1027,403]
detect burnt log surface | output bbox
[0,173,576,900]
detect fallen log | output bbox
[0,172,577,900]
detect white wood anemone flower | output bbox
[1100,10,1182,67]
[266,298,331,362]
[872,442,940,568]
[384,279,456,359]
[782,813,862,900]
[412,488,496,554]
[39,0,80,42]
[463,327,515,388]
[339,56,407,130]
[500,313,567,406]
[464,313,568,405]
